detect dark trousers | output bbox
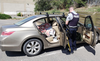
[68,28,77,52]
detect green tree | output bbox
[51,0,67,9]
[74,0,87,8]
[66,0,87,11]
[66,0,73,11]
[34,0,87,11]
[34,0,52,11]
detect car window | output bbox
[77,23,81,26]
[35,18,46,26]
[58,17,66,24]
[60,17,66,22]
[49,17,57,21]
[15,16,36,26]
[85,17,92,28]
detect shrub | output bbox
[51,9,60,13]
[17,12,21,16]
[0,13,12,19]
[97,8,100,12]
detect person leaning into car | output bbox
[66,6,79,53]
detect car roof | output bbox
[14,14,66,26]
[34,14,64,18]
[28,14,66,22]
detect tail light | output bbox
[1,31,15,36]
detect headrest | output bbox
[52,22,57,26]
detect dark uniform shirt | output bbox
[66,11,79,28]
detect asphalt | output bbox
[0,20,100,61]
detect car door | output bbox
[55,17,67,48]
[83,16,96,48]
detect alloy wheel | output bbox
[23,39,42,56]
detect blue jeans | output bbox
[67,28,77,52]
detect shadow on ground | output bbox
[5,51,26,57]
[62,43,96,55]
[83,40,100,55]
[6,42,99,57]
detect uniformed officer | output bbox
[66,6,79,53]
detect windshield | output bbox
[15,16,37,26]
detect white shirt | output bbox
[66,11,78,21]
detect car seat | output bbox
[52,22,60,40]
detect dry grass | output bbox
[38,6,100,27]
[75,6,100,12]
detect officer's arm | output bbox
[66,13,73,25]
[66,20,69,25]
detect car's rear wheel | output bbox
[23,39,42,56]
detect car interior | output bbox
[35,17,61,43]
[35,16,93,44]
[60,17,83,42]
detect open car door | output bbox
[55,17,67,48]
[83,16,96,48]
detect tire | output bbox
[23,39,42,56]
[95,33,99,44]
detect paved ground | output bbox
[0,20,100,61]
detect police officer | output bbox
[66,6,79,53]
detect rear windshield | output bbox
[15,16,37,26]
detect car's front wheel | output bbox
[23,39,42,56]
[95,33,99,44]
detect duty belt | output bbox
[69,26,77,28]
